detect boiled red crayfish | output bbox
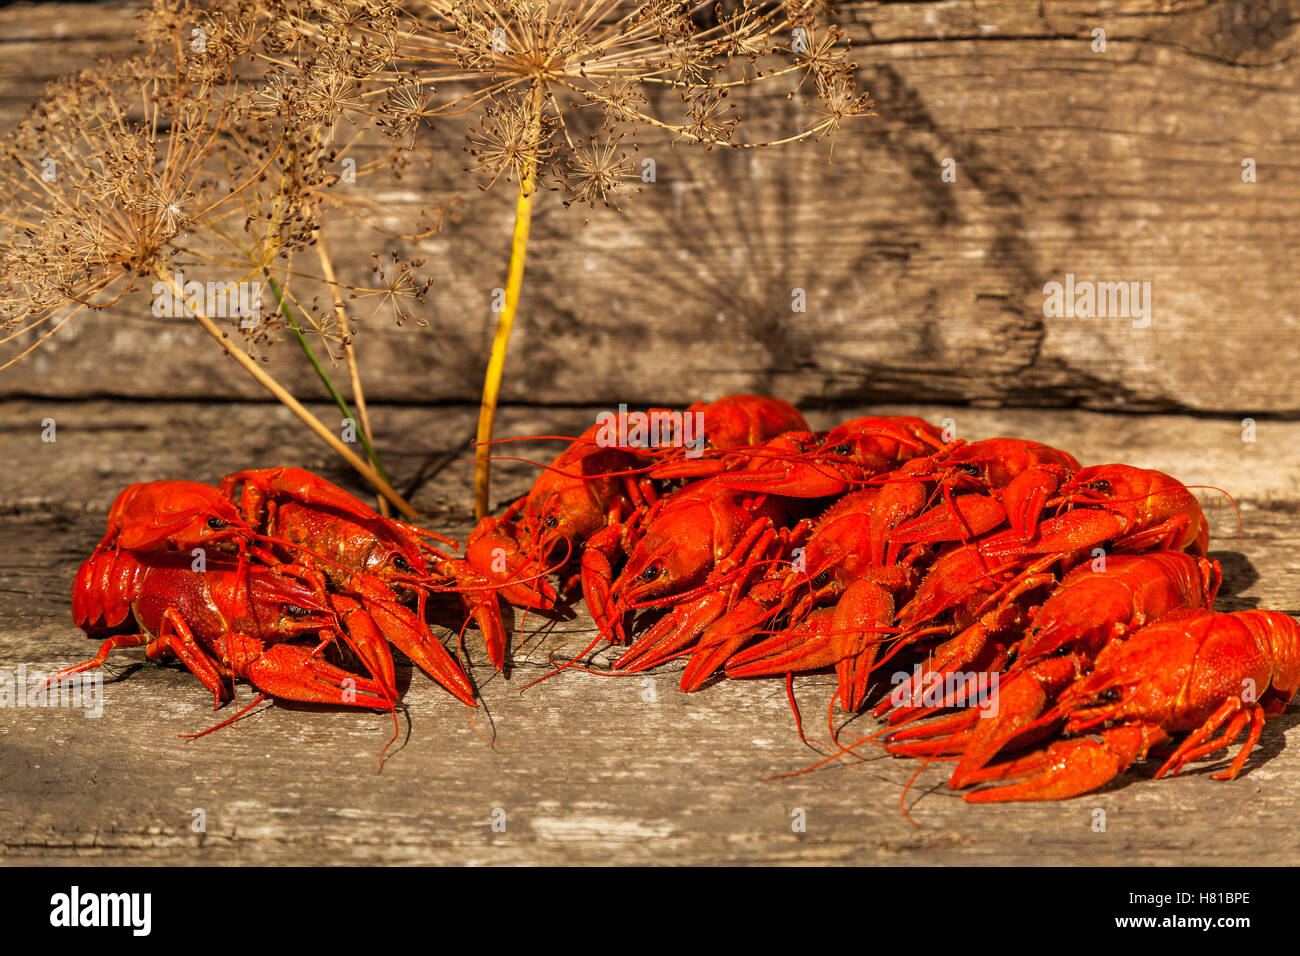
[956,609,1300,801]
[473,398,1297,803]
[217,468,482,703]
[61,470,489,717]
[881,551,1224,761]
[887,437,1080,547]
[465,395,809,666]
[61,396,1298,802]
[62,550,394,710]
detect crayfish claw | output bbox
[245,644,394,709]
[961,724,1167,802]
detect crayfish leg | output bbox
[1002,468,1060,541]
[581,546,628,643]
[680,594,784,691]
[888,494,1007,549]
[458,587,507,673]
[155,609,233,708]
[947,656,1080,788]
[885,714,978,758]
[323,594,399,700]
[51,633,151,688]
[219,467,376,526]
[680,631,751,692]
[1154,699,1264,781]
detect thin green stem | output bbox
[264,272,393,489]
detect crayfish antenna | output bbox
[377,704,406,774]
[900,756,944,828]
[180,693,271,740]
[519,631,608,692]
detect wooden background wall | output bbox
[2,0,1297,414]
[5,2,1300,865]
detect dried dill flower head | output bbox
[183,0,451,344]
[0,0,444,515]
[269,0,873,216]
[0,35,246,362]
[0,0,450,366]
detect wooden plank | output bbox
[1,2,1298,412]
[2,399,1299,864]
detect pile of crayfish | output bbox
[61,468,506,723]
[59,394,1300,802]
[464,394,1300,802]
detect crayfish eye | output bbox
[640,565,660,583]
[833,443,852,456]
[207,517,227,530]
[957,463,981,477]
[392,555,413,574]
[544,515,558,529]
[1087,479,1111,494]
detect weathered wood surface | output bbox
[3,398,1300,865]
[2,1,1299,413]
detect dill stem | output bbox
[473,83,543,520]
[313,223,390,517]
[262,270,394,515]
[160,269,420,521]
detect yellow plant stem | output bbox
[160,270,421,521]
[474,87,542,520]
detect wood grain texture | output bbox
[3,398,1299,865]
[1,1,1298,413]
